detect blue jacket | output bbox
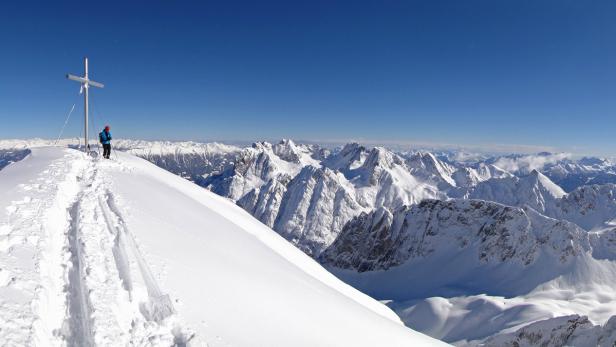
[100,130,112,145]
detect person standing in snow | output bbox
[99,125,112,159]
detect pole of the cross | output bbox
[67,57,104,153]
[84,57,89,151]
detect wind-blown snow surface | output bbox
[0,147,446,346]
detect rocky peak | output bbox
[251,141,274,151]
[323,143,367,171]
[362,147,399,170]
[407,151,457,188]
[272,139,302,163]
[273,165,363,256]
[524,169,566,198]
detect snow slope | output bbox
[321,199,616,345]
[0,147,446,346]
[465,169,566,214]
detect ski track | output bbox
[0,151,187,346]
[0,151,85,346]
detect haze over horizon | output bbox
[1,1,615,155]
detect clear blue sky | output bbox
[1,1,615,154]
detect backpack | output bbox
[99,131,105,143]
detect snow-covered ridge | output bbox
[0,147,447,346]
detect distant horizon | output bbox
[0,135,608,159]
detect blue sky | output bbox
[1,1,615,154]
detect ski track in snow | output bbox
[0,150,188,346]
[0,151,85,346]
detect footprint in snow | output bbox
[0,225,10,236]
[25,234,39,245]
[0,268,12,286]
[0,236,16,253]
[19,184,33,191]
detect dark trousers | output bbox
[103,144,111,158]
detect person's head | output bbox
[105,125,110,131]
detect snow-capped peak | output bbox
[323,143,367,171]
[467,170,566,214]
[406,151,457,188]
[529,169,566,198]
[362,147,402,170]
[272,138,302,163]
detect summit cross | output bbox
[66,57,104,151]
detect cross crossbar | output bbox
[67,74,105,89]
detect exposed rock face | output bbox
[590,227,616,261]
[237,176,290,228]
[555,184,616,230]
[272,166,363,255]
[320,199,589,272]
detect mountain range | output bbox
[3,138,616,346]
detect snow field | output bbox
[108,150,446,346]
